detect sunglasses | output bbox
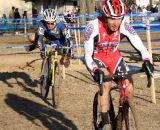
[46,22,54,25]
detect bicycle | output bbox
[40,40,71,108]
[93,68,152,130]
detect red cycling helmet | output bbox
[102,0,126,19]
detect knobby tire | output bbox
[52,62,62,108]
[40,57,52,100]
[116,101,141,130]
[93,92,116,130]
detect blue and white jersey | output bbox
[38,18,68,49]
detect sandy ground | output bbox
[0,34,160,130]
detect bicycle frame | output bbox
[118,79,131,130]
[118,80,129,106]
[41,41,71,82]
[40,44,62,103]
[41,45,58,77]
[51,50,58,86]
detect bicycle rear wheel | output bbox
[93,92,115,130]
[40,58,51,100]
[52,62,62,108]
[116,101,140,130]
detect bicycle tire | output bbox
[116,101,140,130]
[128,101,141,130]
[93,92,115,130]
[40,58,51,100]
[109,94,116,130]
[52,62,62,108]
[93,92,100,130]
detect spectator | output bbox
[72,1,79,16]
[146,4,151,11]
[14,8,21,24]
[137,6,142,13]
[32,8,38,18]
[1,14,7,24]
[158,4,160,12]
[32,8,38,25]
[153,4,158,13]
[22,11,28,22]
[127,3,137,14]
[9,6,15,19]
[150,5,154,13]
[95,5,99,12]
[70,2,80,24]
[142,6,147,14]
[9,6,15,23]
[64,10,73,24]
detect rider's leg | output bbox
[98,81,111,112]
[98,80,111,128]
[124,78,134,101]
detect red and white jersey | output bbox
[84,16,150,72]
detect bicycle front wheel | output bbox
[52,62,62,108]
[93,92,115,130]
[116,101,140,130]
[93,92,100,130]
[40,58,51,100]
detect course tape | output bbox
[120,47,160,51]
[1,12,160,22]
[0,45,29,49]
[0,44,84,49]
[1,42,160,51]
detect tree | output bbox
[149,0,152,6]
[86,0,95,15]
[123,0,135,6]
[79,0,87,24]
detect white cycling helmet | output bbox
[43,8,57,22]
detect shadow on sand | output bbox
[5,93,78,130]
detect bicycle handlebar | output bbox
[45,39,71,49]
[99,69,152,96]
[103,69,143,81]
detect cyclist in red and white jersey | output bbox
[84,0,154,129]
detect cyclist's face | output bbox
[106,18,123,32]
[46,22,54,29]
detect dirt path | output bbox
[0,36,160,130]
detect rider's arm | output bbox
[120,19,150,61]
[37,26,45,51]
[37,20,49,51]
[84,20,99,72]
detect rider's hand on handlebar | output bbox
[142,60,154,77]
[93,69,105,83]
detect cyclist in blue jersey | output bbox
[27,8,73,66]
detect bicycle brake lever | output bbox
[99,74,103,85]
[145,66,153,88]
[147,75,152,88]
[146,66,153,77]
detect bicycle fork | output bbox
[117,80,130,130]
